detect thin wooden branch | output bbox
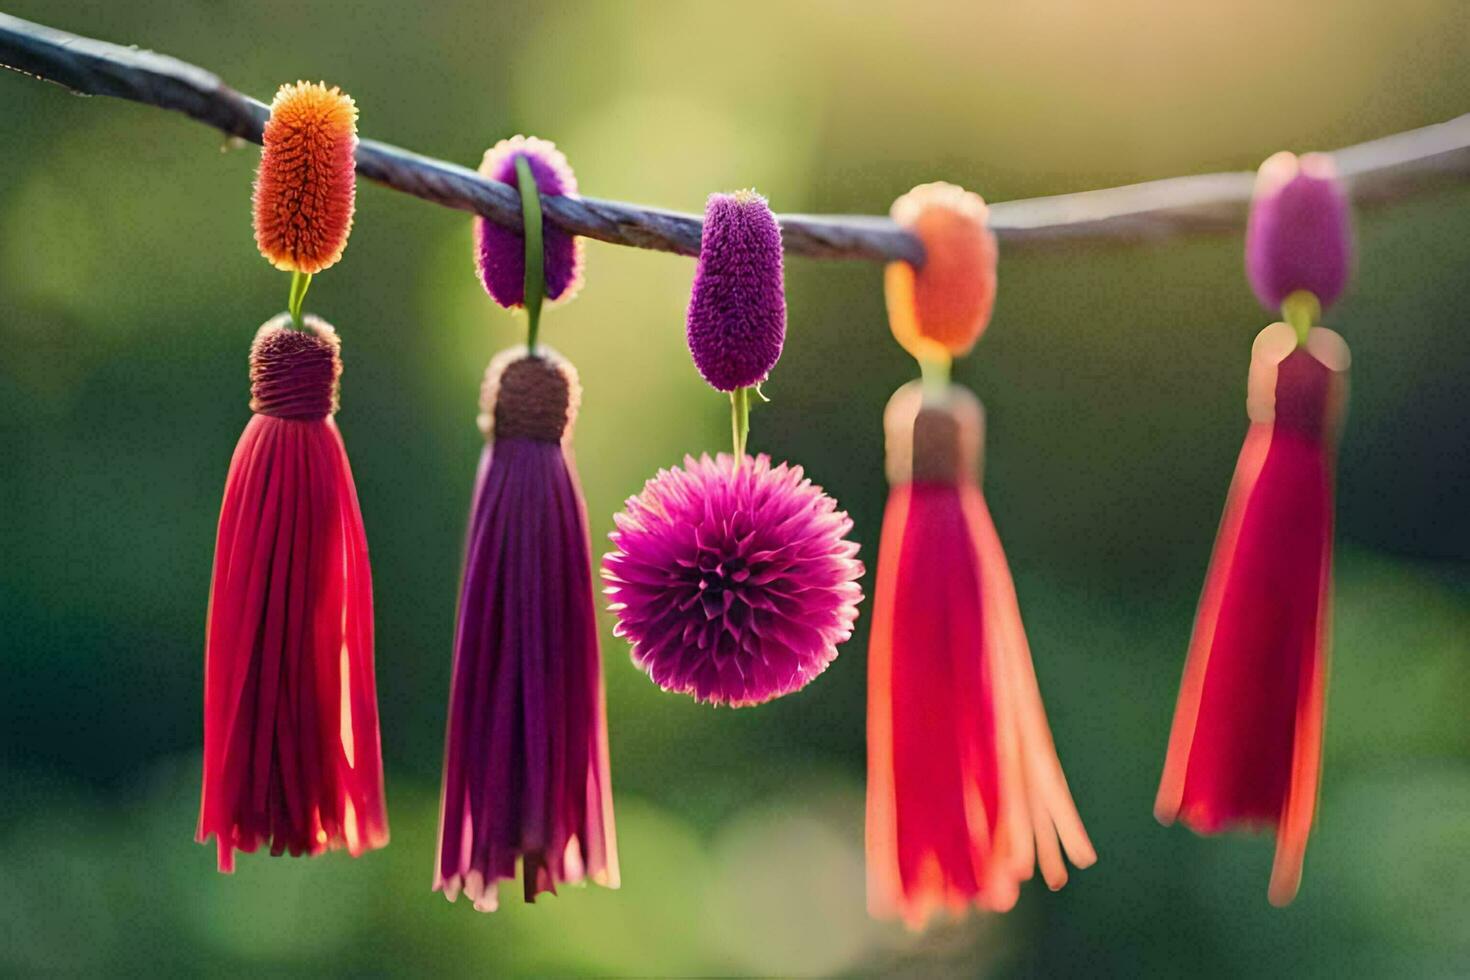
[2,11,1468,263]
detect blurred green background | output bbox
[2,1,1467,975]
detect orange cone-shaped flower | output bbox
[252,81,358,274]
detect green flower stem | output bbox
[1282,289,1320,347]
[918,350,952,402]
[731,386,751,462]
[287,270,313,329]
[514,155,545,355]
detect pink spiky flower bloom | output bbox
[867,382,1095,928]
[436,347,618,912]
[603,453,864,707]
[198,316,388,872]
[1156,324,1350,906]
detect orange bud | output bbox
[884,182,997,360]
[252,81,358,274]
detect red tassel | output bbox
[868,383,1094,928]
[1157,323,1349,906]
[198,315,388,872]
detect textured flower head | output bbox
[686,190,786,392]
[475,135,585,307]
[603,453,863,706]
[885,182,997,360]
[253,81,358,274]
[1245,151,1353,313]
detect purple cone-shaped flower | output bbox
[603,453,864,706]
[1245,151,1353,312]
[436,346,618,912]
[686,190,786,391]
[475,135,585,307]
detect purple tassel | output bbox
[436,347,618,912]
[686,190,786,392]
[1245,152,1353,312]
[475,136,585,307]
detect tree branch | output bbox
[2,11,1468,263]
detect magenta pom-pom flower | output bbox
[1245,151,1353,313]
[475,135,584,307]
[603,453,863,706]
[686,190,786,392]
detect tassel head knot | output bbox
[478,345,581,442]
[249,314,342,419]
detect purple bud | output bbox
[686,190,786,392]
[475,136,584,307]
[1245,152,1353,313]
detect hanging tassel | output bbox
[199,78,384,872]
[1157,150,1354,906]
[868,180,1091,927]
[867,382,1095,927]
[1156,324,1349,906]
[198,316,388,871]
[437,133,613,911]
[435,347,618,911]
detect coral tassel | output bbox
[968,492,1096,887]
[867,382,1093,927]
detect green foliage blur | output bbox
[2,1,1467,975]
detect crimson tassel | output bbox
[198,315,388,872]
[1156,323,1349,905]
